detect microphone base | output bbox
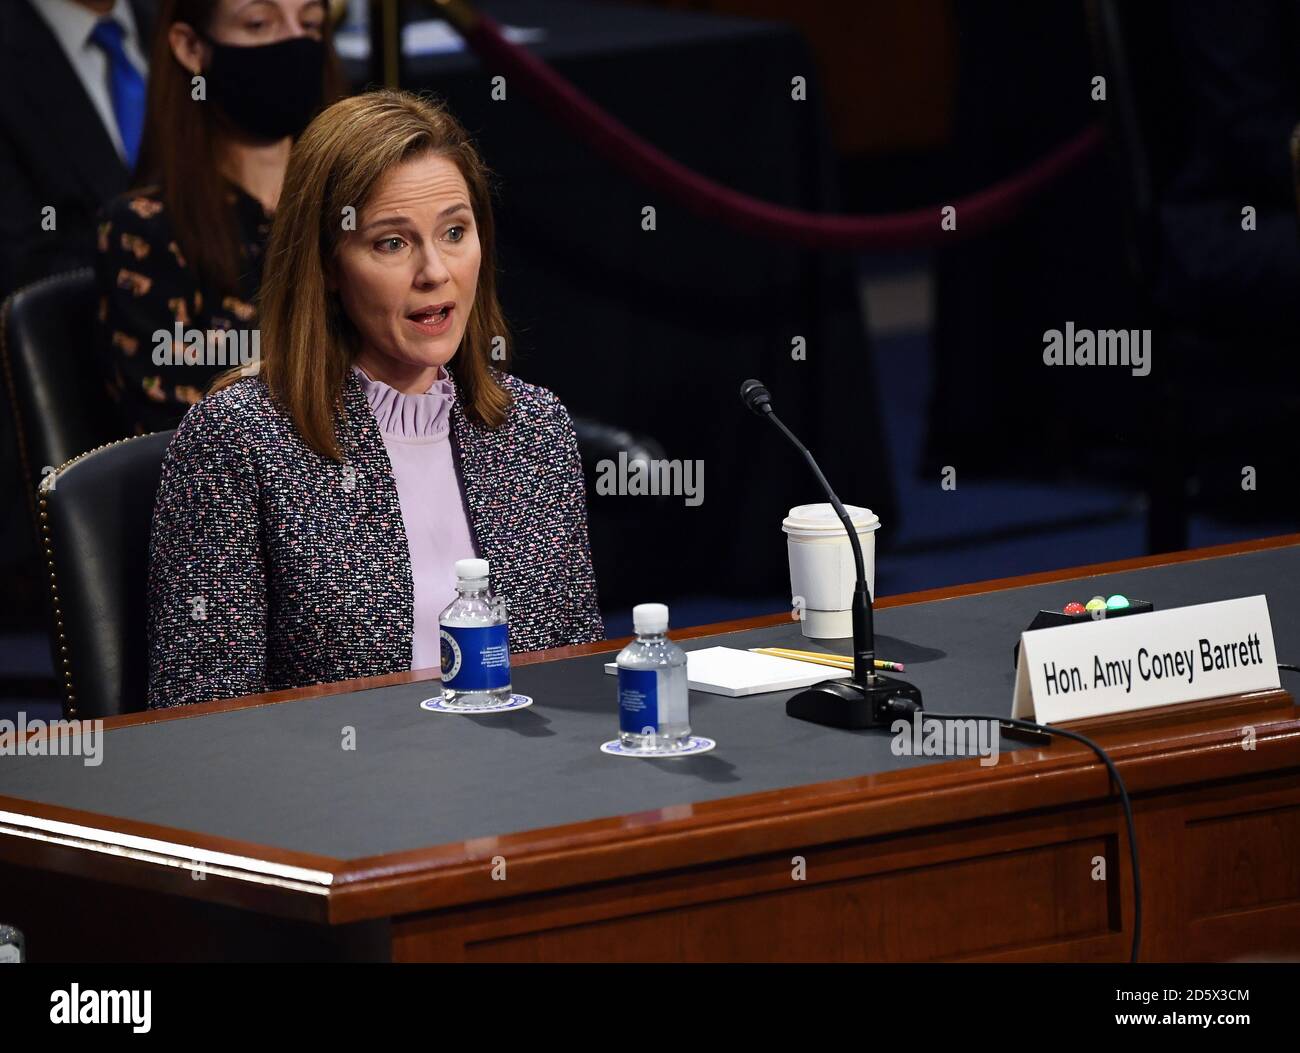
[785,674,923,730]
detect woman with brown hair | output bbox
[146,89,605,709]
[94,0,346,434]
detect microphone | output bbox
[741,379,922,729]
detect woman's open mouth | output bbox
[406,303,454,336]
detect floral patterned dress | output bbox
[93,181,271,435]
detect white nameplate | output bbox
[1011,595,1280,723]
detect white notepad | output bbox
[602,645,850,697]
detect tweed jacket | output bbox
[146,365,605,708]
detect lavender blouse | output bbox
[352,363,477,671]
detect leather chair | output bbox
[2,269,130,713]
[1,269,122,536]
[38,431,172,719]
[570,417,670,609]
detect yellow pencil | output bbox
[750,647,905,672]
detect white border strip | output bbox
[0,809,333,892]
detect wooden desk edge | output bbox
[2,688,1295,924]
[2,533,1298,924]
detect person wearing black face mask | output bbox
[199,30,325,142]
[91,0,345,437]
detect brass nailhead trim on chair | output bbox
[38,433,158,719]
[2,268,95,719]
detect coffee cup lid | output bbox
[781,503,879,535]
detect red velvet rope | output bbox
[461,13,1105,250]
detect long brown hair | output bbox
[211,90,514,459]
[132,0,347,294]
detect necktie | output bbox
[89,18,146,169]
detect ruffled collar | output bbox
[351,363,456,439]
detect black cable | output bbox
[873,660,1298,961]
[885,700,1141,963]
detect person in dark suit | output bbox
[147,91,605,709]
[94,0,346,435]
[0,0,155,303]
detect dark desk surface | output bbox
[2,540,1296,861]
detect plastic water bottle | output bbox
[438,558,512,706]
[617,603,690,750]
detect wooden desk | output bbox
[2,536,1299,962]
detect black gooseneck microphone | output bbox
[741,379,922,729]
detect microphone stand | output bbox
[744,382,923,729]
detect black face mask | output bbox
[200,34,325,141]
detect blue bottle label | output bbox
[440,623,510,691]
[618,667,659,734]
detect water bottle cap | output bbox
[455,558,489,583]
[632,603,669,633]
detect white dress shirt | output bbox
[29,0,149,164]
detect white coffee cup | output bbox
[781,503,880,639]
